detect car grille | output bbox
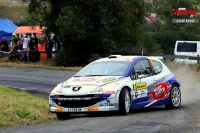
[54,94,102,108]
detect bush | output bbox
[152,31,200,54]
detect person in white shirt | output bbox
[22,33,30,50]
[21,33,30,60]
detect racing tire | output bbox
[165,84,181,109]
[56,113,70,120]
[119,88,131,115]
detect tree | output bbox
[28,0,144,66]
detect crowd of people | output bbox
[0,33,60,62]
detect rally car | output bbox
[49,55,181,120]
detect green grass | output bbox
[0,86,57,129]
[0,2,28,22]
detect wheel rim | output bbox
[171,87,181,107]
[125,91,130,112]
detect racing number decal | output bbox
[133,82,147,91]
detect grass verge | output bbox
[0,85,56,129]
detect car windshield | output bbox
[75,61,131,77]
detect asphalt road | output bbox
[0,67,200,133]
[0,67,76,94]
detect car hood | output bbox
[60,76,121,95]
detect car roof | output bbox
[95,55,164,62]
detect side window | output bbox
[131,60,152,80]
[152,60,163,74]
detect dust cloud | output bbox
[169,64,200,105]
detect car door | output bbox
[130,59,155,109]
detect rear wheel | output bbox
[165,84,181,109]
[56,113,70,120]
[119,88,131,115]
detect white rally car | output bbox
[49,55,181,120]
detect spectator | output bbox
[29,33,39,61]
[0,37,9,52]
[29,33,38,50]
[10,33,17,50]
[45,36,53,60]
[32,44,39,62]
[18,34,23,52]
[52,35,60,57]
[21,33,30,60]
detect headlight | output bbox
[54,83,63,93]
[90,86,106,93]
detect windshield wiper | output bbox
[84,75,108,77]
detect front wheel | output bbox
[119,88,131,115]
[165,84,181,109]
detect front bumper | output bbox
[49,93,118,113]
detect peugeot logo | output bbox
[72,87,81,92]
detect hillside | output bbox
[0,0,28,23]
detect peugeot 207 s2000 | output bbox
[49,55,181,120]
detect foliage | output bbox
[28,0,144,66]
[152,31,200,54]
[139,32,162,54]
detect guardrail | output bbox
[0,50,56,60]
[1,51,200,62]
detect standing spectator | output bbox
[29,33,38,50]
[22,33,30,51]
[45,36,53,60]
[0,37,9,52]
[52,35,60,57]
[33,44,39,62]
[10,33,17,50]
[17,34,24,60]
[30,33,39,62]
[22,33,30,60]
[18,34,23,52]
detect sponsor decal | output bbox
[55,108,64,112]
[148,82,171,102]
[133,82,147,90]
[135,91,138,98]
[173,8,198,17]
[101,77,117,84]
[72,87,81,92]
[99,99,114,107]
[87,107,99,112]
[102,91,115,94]
[140,90,145,96]
[67,108,82,112]
[73,77,98,82]
[58,97,92,101]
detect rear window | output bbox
[177,42,197,52]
